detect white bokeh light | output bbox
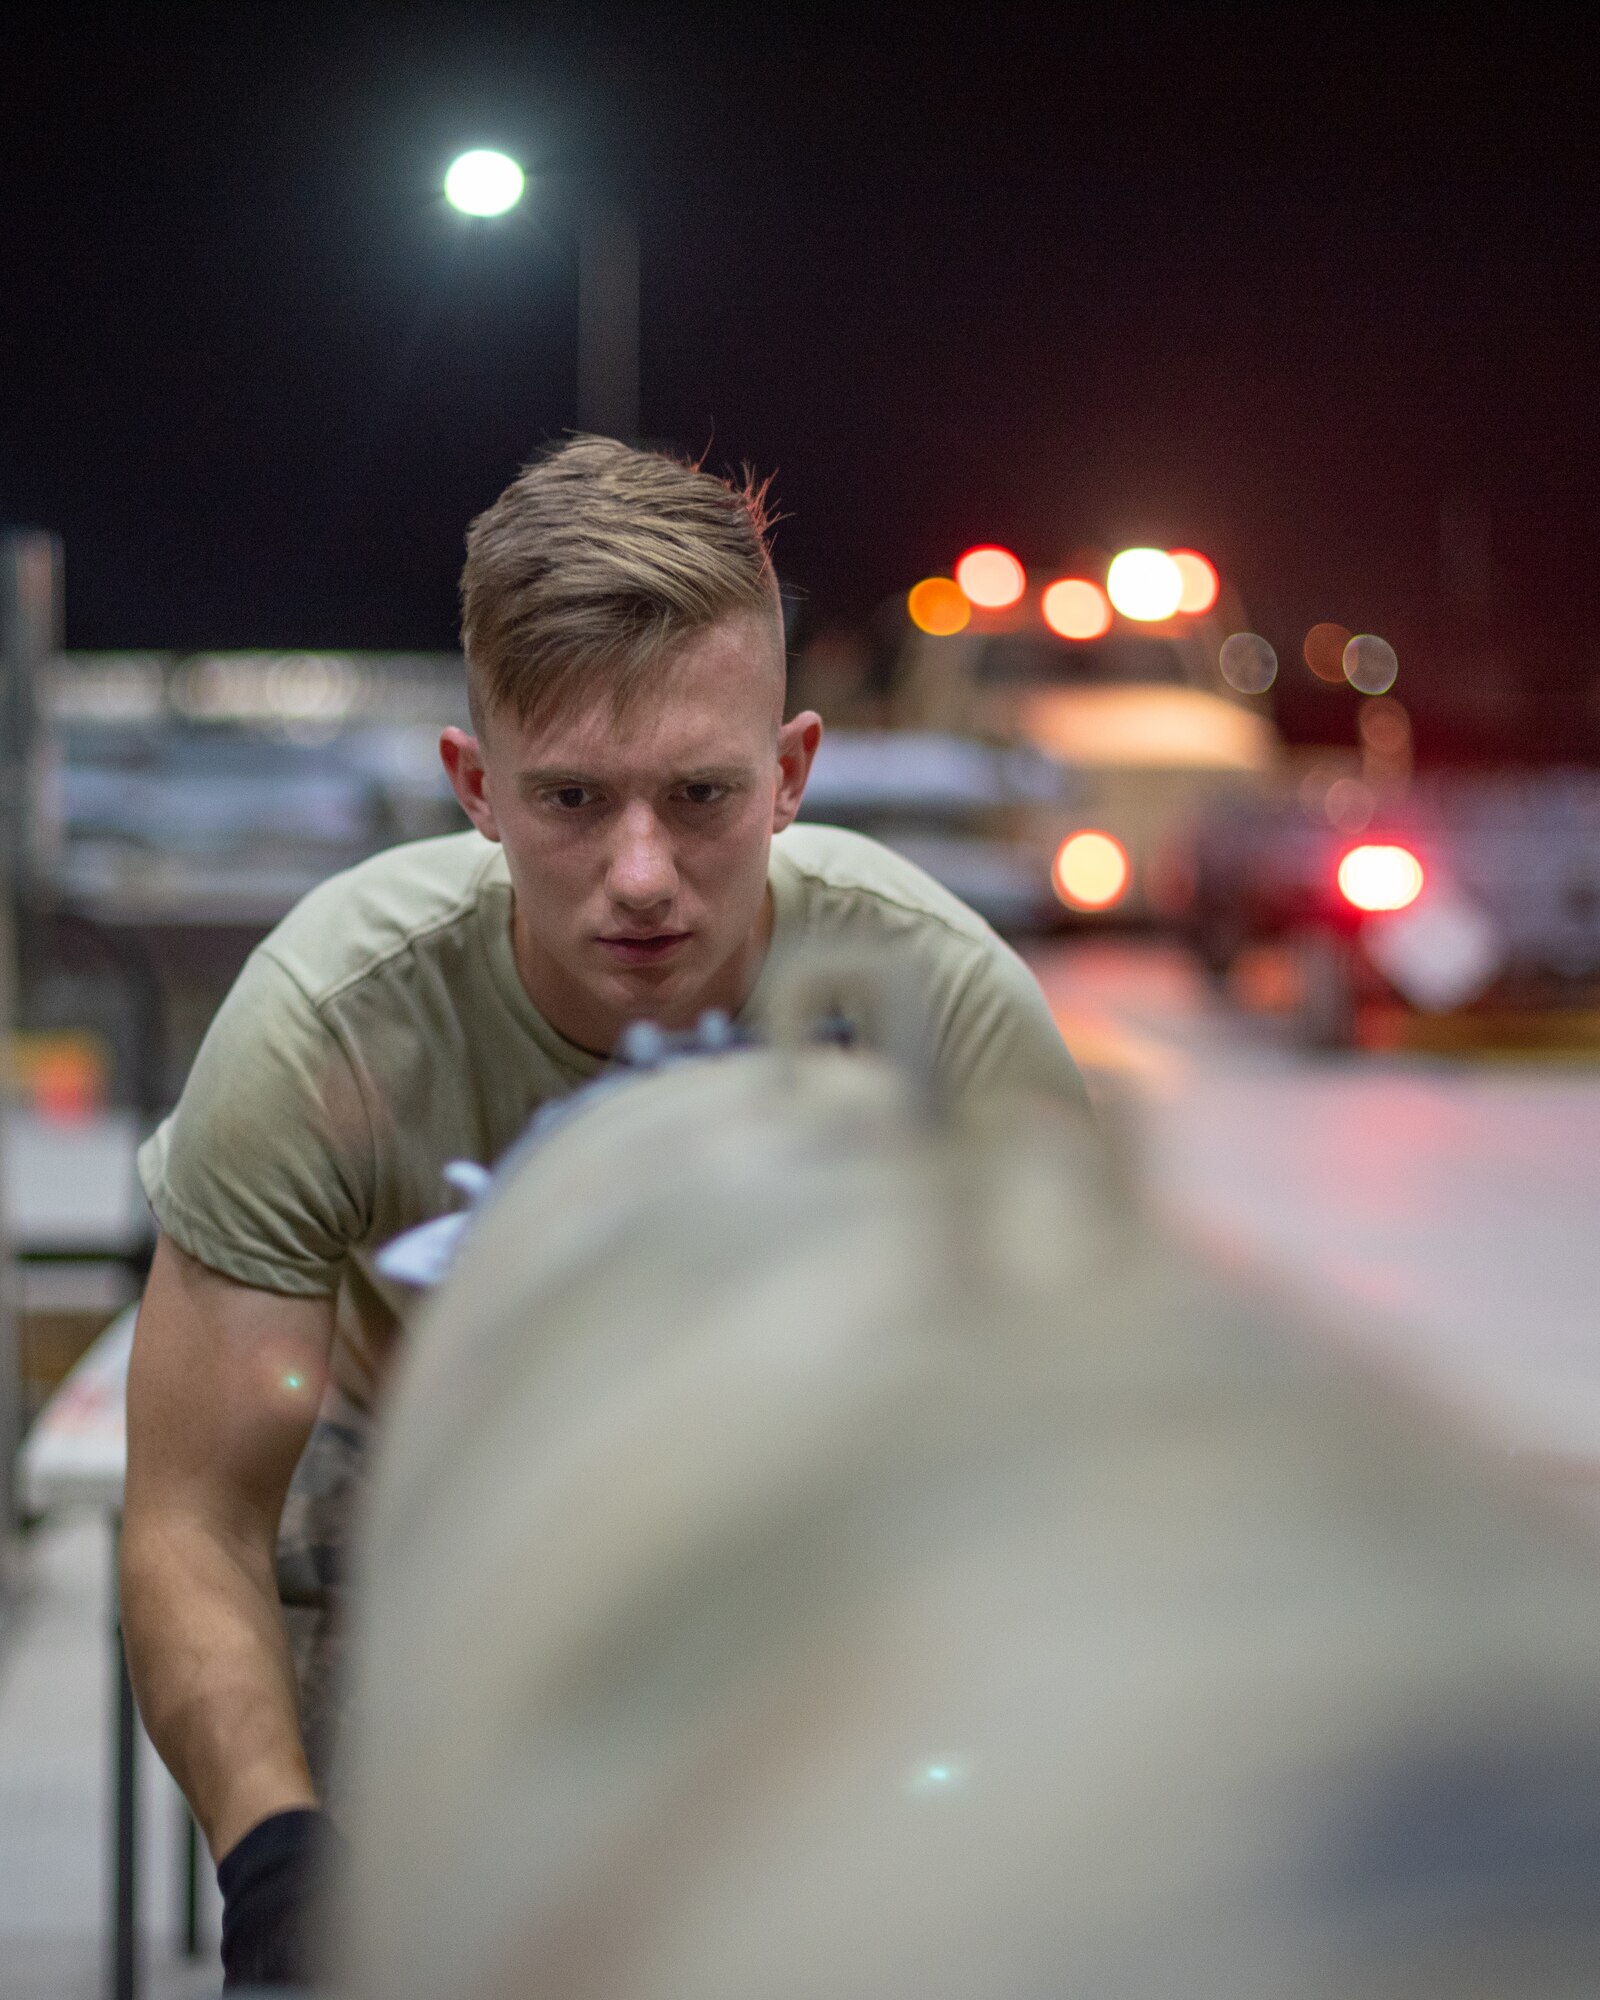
[1106,548,1184,622]
[1342,633,1399,695]
[1218,631,1278,694]
[444,150,526,218]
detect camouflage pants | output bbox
[275,1387,369,1798]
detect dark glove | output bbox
[217,1806,338,1991]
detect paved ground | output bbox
[1029,939,1600,1491]
[0,1514,222,1998]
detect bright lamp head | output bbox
[1106,548,1184,623]
[444,150,526,218]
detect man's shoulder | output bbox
[771,823,997,951]
[259,832,507,1008]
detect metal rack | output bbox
[1,533,473,1997]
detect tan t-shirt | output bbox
[138,823,1086,1407]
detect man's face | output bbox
[442,609,821,1053]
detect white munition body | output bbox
[341,1041,1600,2000]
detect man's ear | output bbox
[440,727,502,843]
[772,710,823,833]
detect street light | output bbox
[442,148,640,443]
[444,149,525,219]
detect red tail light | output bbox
[1337,843,1424,913]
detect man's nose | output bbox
[605,803,678,909]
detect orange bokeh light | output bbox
[1052,830,1131,911]
[1041,577,1113,640]
[1304,622,1352,683]
[1337,844,1424,913]
[954,545,1027,609]
[1170,549,1220,615]
[907,576,971,636]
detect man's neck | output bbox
[509,890,776,1057]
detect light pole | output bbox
[444,149,640,444]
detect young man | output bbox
[121,437,1086,1987]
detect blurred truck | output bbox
[886,548,1282,927]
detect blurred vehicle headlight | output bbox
[1052,829,1131,911]
[1106,549,1184,622]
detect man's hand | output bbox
[121,1234,336,1863]
[217,1805,344,1990]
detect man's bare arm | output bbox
[122,1233,336,1861]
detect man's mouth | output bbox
[596,932,691,966]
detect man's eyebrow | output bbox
[516,767,598,788]
[514,763,752,789]
[670,764,751,785]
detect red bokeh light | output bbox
[1337,844,1424,913]
[1170,549,1219,615]
[954,545,1027,609]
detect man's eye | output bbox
[681,782,728,806]
[548,786,593,810]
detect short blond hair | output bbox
[460,435,780,731]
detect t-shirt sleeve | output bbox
[137,947,375,1295]
[934,935,1091,1113]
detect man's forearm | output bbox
[121,1509,317,1860]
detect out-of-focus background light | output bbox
[443,149,526,217]
[1052,829,1130,910]
[953,546,1027,609]
[1106,548,1184,622]
[1337,842,1424,912]
[907,576,971,635]
[1343,633,1399,695]
[1170,549,1220,615]
[1323,776,1376,832]
[1358,695,1414,788]
[1218,632,1278,694]
[1359,696,1411,758]
[1303,622,1352,683]
[1041,578,1112,640]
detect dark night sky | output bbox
[4,5,1599,755]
